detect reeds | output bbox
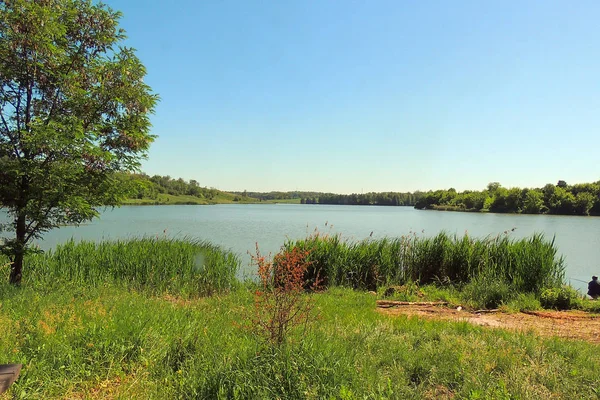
[19,237,240,296]
[284,232,565,294]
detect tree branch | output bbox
[0,109,21,160]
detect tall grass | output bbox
[285,232,565,295]
[1,238,240,297]
[2,287,599,399]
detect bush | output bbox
[540,286,582,310]
[250,244,320,346]
[504,293,541,312]
[462,275,514,309]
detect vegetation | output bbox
[1,237,599,398]
[0,0,157,284]
[122,176,600,216]
[284,232,565,309]
[123,173,260,205]
[315,191,424,206]
[249,245,320,346]
[231,190,322,203]
[0,238,239,297]
[1,282,599,398]
[415,180,600,216]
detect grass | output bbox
[284,232,565,308]
[1,238,240,297]
[0,236,598,398]
[1,285,599,399]
[258,198,302,204]
[123,192,258,205]
[123,193,302,205]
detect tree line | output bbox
[231,191,323,201]
[125,174,222,200]
[302,192,425,206]
[414,181,600,216]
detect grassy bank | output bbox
[123,193,302,205]
[1,238,240,297]
[284,232,566,309]
[123,193,258,205]
[1,237,599,398]
[1,285,600,399]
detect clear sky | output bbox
[108,0,599,194]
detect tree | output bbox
[522,189,545,214]
[574,192,595,215]
[547,186,575,214]
[0,0,158,284]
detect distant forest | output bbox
[414,181,600,216]
[126,173,223,200]
[311,192,424,206]
[229,191,423,206]
[124,174,600,216]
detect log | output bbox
[0,364,22,395]
[376,300,448,308]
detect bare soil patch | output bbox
[378,304,600,344]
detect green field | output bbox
[123,193,258,205]
[1,237,599,399]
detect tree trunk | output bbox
[9,252,23,285]
[9,213,26,285]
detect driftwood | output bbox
[376,300,448,308]
[0,364,22,395]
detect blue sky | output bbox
[108,0,599,193]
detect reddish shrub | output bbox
[250,244,320,346]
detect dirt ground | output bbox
[378,304,600,344]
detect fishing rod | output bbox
[568,277,590,284]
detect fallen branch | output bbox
[522,310,600,320]
[473,309,500,314]
[376,300,448,308]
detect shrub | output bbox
[540,286,582,310]
[462,274,514,309]
[250,244,320,346]
[504,293,541,312]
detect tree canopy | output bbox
[414,181,600,216]
[0,0,157,284]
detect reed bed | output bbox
[284,232,565,295]
[8,238,240,296]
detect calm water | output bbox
[2,204,599,289]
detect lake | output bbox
[2,204,599,290]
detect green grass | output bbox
[1,286,599,399]
[1,238,599,398]
[123,192,259,205]
[259,198,302,204]
[1,238,240,297]
[284,232,565,308]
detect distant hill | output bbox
[123,173,256,205]
[122,174,427,207]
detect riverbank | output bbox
[1,236,600,398]
[2,284,600,399]
[123,193,301,205]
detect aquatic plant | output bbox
[284,232,565,296]
[14,238,240,297]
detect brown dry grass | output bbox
[379,305,600,344]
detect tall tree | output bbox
[0,0,158,284]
